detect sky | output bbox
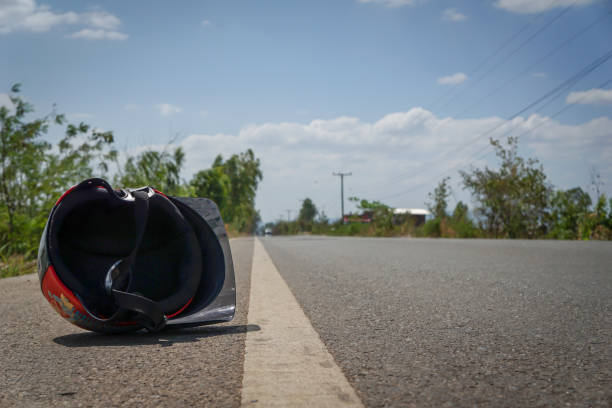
[1,0,612,223]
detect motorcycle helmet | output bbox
[38,178,235,333]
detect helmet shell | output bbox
[38,178,236,333]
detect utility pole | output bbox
[332,171,352,223]
[286,209,292,222]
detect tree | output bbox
[116,147,188,196]
[548,187,592,239]
[190,150,262,233]
[460,136,551,238]
[589,194,612,240]
[0,84,116,255]
[451,201,469,222]
[349,197,394,235]
[448,201,478,238]
[190,166,230,210]
[223,150,262,216]
[427,176,451,219]
[298,198,318,223]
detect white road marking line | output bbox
[241,238,364,407]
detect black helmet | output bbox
[38,178,235,333]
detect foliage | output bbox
[117,148,263,234]
[586,195,612,240]
[119,148,263,234]
[266,136,610,241]
[413,202,479,239]
[452,201,469,221]
[448,201,479,238]
[416,218,441,238]
[1,84,116,257]
[190,166,230,211]
[349,197,394,234]
[201,150,263,233]
[271,220,302,235]
[116,147,189,196]
[0,249,36,279]
[427,176,451,219]
[548,187,592,239]
[460,136,551,238]
[298,198,318,224]
[1,84,265,278]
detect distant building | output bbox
[393,208,430,226]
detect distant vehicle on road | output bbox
[264,228,272,236]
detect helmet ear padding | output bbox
[47,186,202,319]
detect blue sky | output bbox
[2,0,612,222]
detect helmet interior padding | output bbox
[47,187,202,318]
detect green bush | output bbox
[416,218,441,237]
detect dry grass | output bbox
[0,254,36,279]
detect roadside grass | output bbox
[0,253,36,279]
[316,217,481,239]
[225,224,254,238]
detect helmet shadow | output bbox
[52,323,260,348]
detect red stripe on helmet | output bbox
[166,296,194,319]
[152,188,168,198]
[54,185,77,206]
[55,184,112,206]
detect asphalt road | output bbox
[262,236,612,408]
[0,238,254,408]
[1,236,611,407]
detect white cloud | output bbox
[201,19,211,27]
[0,0,127,39]
[442,8,467,22]
[0,0,77,33]
[356,0,423,7]
[495,0,596,14]
[68,28,127,40]
[155,103,183,116]
[532,72,547,78]
[437,72,468,85]
[82,10,120,30]
[143,108,612,222]
[566,88,612,106]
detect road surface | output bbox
[1,236,610,407]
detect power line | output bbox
[375,50,612,202]
[455,11,612,117]
[511,48,612,118]
[427,0,558,111]
[370,47,612,198]
[379,77,612,202]
[367,3,590,197]
[450,76,612,181]
[437,1,576,112]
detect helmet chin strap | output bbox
[100,190,167,332]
